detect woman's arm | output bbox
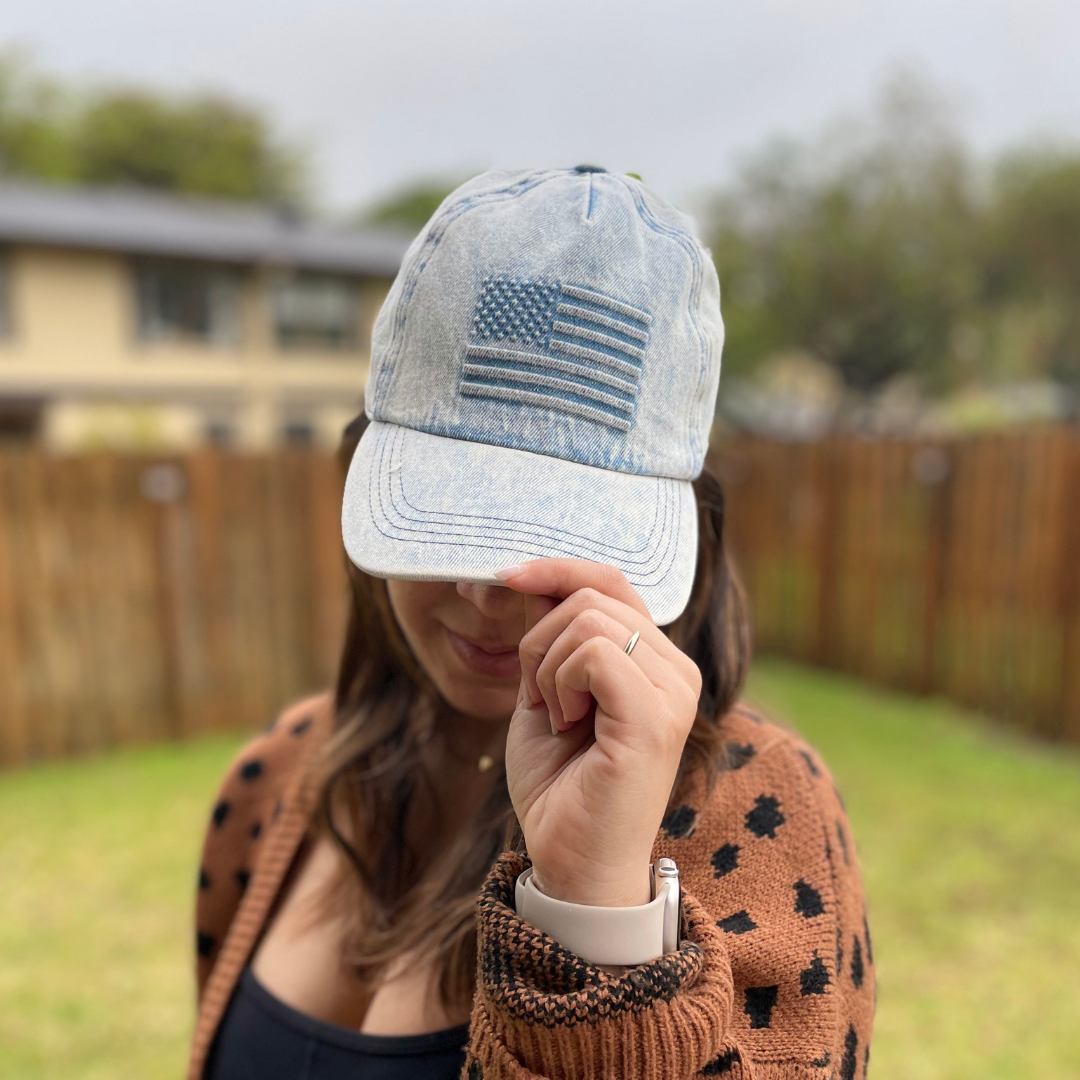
[496,558,702,910]
[470,559,874,1079]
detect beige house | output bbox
[0,181,408,450]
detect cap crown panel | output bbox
[366,170,723,481]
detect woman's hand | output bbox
[496,559,702,908]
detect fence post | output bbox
[917,443,954,695]
[814,437,842,669]
[1058,434,1080,742]
[0,454,25,766]
[145,462,186,739]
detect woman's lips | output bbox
[444,628,521,679]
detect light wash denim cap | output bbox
[342,166,724,625]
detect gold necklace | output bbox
[431,731,500,773]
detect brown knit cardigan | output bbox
[189,692,875,1080]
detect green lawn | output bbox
[1,659,1079,1079]
[747,661,1080,1080]
[0,734,242,1080]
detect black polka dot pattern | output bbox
[794,879,825,918]
[744,985,779,1029]
[840,1024,859,1080]
[744,794,785,838]
[711,843,740,878]
[239,760,263,781]
[192,696,877,1077]
[799,954,830,995]
[702,1048,741,1075]
[717,910,758,935]
[850,935,864,988]
[836,820,850,865]
[661,804,698,840]
[724,742,756,770]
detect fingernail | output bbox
[493,564,524,581]
[550,718,560,737]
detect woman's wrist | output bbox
[530,865,652,908]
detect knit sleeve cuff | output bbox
[466,852,736,1080]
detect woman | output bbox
[189,167,874,1080]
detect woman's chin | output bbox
[439,680,518,722]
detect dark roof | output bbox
[0,180,411,276]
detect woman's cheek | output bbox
[386,580,454,659]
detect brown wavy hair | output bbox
[309,413,751,1014]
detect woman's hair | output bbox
[308,412,751,1013]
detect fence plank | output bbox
[720,429,1080,746]
[0,447,353,767]
[3,430,1080,768]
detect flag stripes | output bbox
[461,277,651,432]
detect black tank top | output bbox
[203,966,469,1080]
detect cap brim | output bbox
[342,421,698,626]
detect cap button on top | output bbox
[572,164,607,173]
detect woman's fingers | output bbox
[538,608,675,730]
[496,558,651,617]
[497,558,701,725]
[553,637,691,751]
[519,588,696,709]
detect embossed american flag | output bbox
[460,276,652,433]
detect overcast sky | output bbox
[4,0,1079,212]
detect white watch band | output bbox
[514,860,680,967]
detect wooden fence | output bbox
[717,428,1080,743]
[2,428,1079,767]
[0,449,348,767]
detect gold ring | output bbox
[624,630,641,656]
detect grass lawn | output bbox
[747,660,1080,1080]
[0,733,243,1080]
[1,658,1079,1079]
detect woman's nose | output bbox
[455,581,524,619]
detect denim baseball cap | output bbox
[342,167,724,625]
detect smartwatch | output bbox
[514,857,681,967]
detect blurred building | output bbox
[0,180,409,450]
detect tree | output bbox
[984,149,1080,384]
[358,177,466,233]
[0,52,76,182]
[0,51,304,204]
[709,74,982,393]
[73,91,304,204]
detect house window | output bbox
[273,274,358,349]
[282,419,315,446]
[0,398,42,442]
[135,260,241,344]
[0,250,9,337]
[205,420,236,447]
